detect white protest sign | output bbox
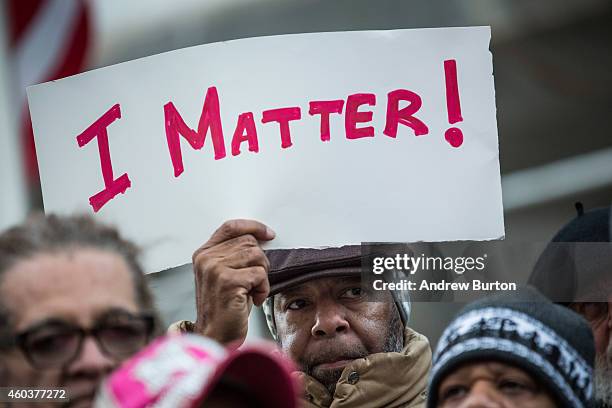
[27,27,504,273]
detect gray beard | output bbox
[308,306,405,396]
[595,342,612,408]
[382,306,405,353]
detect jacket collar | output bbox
[296,327,432,407]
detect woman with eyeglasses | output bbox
[0,214,161,408]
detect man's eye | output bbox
[439,385,467,402]
[498,379,532,395]
[287,299,308,310]
[341,287,363,299]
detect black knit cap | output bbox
[529,204,612,302]
[428,287,595,408]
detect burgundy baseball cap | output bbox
[95,334,299,408]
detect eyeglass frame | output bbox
[12,310,155,369]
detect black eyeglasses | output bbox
[15,310,154,369]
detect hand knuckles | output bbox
[253,265,267,277]
[217,272,238,289]
[253,250,269,268]
[193,243,217,263]
[253,250,269,267]
[192,248,205,264]
[238,234,257,246]
[240,246,258,260]
[220,219,241,236]
[200,258,226,279]
[193,253,208,272]
[246,244,262,256]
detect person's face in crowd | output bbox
[436,361,557,408]
[570,299,612,406]
[273,276,403,393]
[0,248,151,408]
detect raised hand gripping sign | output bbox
[27,27,504,273]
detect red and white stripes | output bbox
[8,0,91,183]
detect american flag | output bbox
[8,0,91,187]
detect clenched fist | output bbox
[192,219,275,345]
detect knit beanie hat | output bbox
[261,245,412,341]
[529,204,612,302]
[428,287,595,408]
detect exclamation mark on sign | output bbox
[444,59,463,148]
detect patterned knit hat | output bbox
[95,334,298,408]
[428,287,595,408]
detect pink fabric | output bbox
[96,334,297,408]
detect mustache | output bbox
[301,341,369,370]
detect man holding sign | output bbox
[172,219,431,407]
[26,26,504,407]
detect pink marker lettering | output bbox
[261,107,301,148]
[383,89,429,138]
[308,100,344,142]
[231,112,259,156]
[345,93,376,139]
[164,86,226,177]
[443,59,464,148]
[76,104,131,213]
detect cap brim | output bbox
[269,266,361,297]
[194,345,298,408]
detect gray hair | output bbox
[0,213,161,347]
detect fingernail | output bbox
[266,227,276,239]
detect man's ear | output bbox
[261,295,281,343]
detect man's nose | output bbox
[311,301,349,338]
[66,336,116,376]
[458,382,503,408]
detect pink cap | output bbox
[95,334,298,408]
